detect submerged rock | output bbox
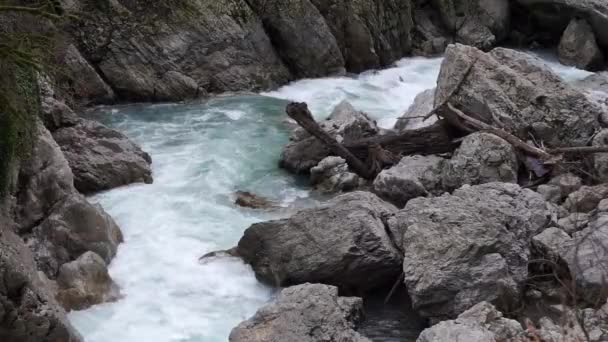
[234,191,276,209]
[436,44,601,147]
[442,132,519,190]
[389,182,550,319]
[280,101,378,174]
[237,191,400,291]
[0,223,83,342]
[56,251,120,311]
[416,302,524,342]
[558,18,604,71]
[229,283,369,342]
[372,155,445,208]
[53,119,152,194]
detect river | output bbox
[68,53,592,342]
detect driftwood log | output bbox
[285,101,608,181]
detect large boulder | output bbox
[26,194,123,278]
[55,251,119,311]
[394,88,436,131]
[430,0,510,50]
[436,44,601,147]
[242,0,345,78]
[558,18,604,71]
[442,132,519,190]
[53,119,152,194]
[416,302,524,342]
[0,224,83,342]
[372,155,445,208]
[532,216,608,305]
[388,182,551,319]
[237,191,400,291]
[63,0,291,101]
[229,283,370,342]
[310,0,413,72]
[280,101,378,174]
[515,0,608,50]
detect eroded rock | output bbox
[229,283,370,342]
[389,182,550,319]
[237,191,400,290]
[558,18,604,71]
[53,119,152,194]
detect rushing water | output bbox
[69,53,594,342]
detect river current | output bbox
[69,53,592,342]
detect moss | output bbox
[0,61,39,195]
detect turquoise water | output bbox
[68,53,593,342]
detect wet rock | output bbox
[436,44,601,147]
[27,194,123,278]
[593,129,608,183]
[247,0,345,78]
[416,302,524,342]
[388,182,550,319]
[0,223,83,342]
[372,155,445,208]
[558,18,604,71]
[394,88,436,131]
[229,283,370,342]
[442,132,518,190]
[234,191,276,209]
[199,247,240,264]
[280,101,378,174]
[563,184,608,213]
[53,119,152,194]
[63,0,291,101]
[56,251,120,311]
[237,191,400,291]
[430,0,510,50]
[310,157,362,193]
[310,0,414,72]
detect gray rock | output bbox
[234,191,276,209]
[53,119,152,194]
[229,283,370,342]
[563,184,608,213]
[430,0,510,50]
[593,130,608,183]
[548,173,583,199]
[598,199,608,212]
[537,185,562,204]
[411,4,451,56]
[280,101,378,174]
[15,122,74,230]
[516,0,608,50]
[0,222,83,342]
[557,212,590,234]
[436,44,601,147]
[372,155,445,208]
[394,88,436,131]
[389,182,551,319]
[574,72,608,124]
[532,227,572,261]
[40,98,79,132]
[416,302,524,342]
[310,0,413,72]
[57,44,115,105]
[442,132,519,190]
[56,251,120,311]
[237,191,400,291]
[538,302,608,342]
[558,18,604,71]
[27,194,123,278]
[64,0,291,101]
[310,157,362,193]
[247,0,345,78]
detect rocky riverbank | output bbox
[1,0,608,341]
